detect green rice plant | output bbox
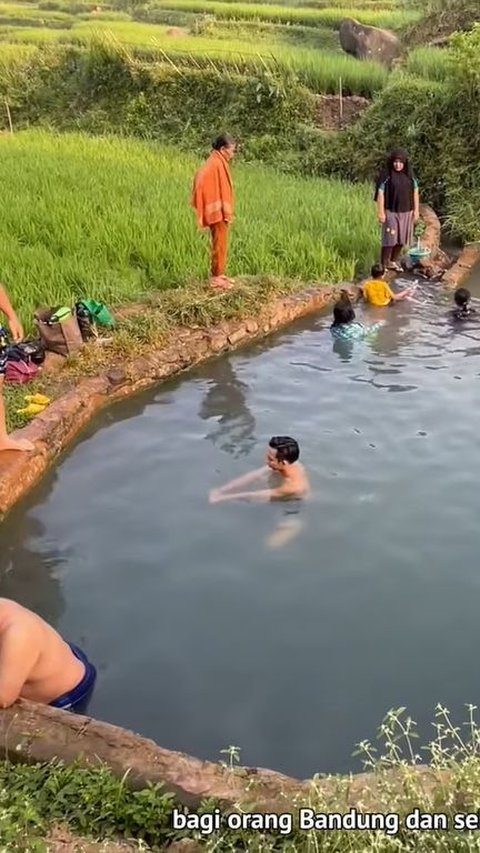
[0,1,73,19]
[194,0,401,6]
[403,45,453,82]
[0,130,379,328]
[198,19,341,50]
[155,44,387,96]
[149,1,420,30]
[0,39,37,58]
[77,8,132,19]
[0,23,72,39]
[1,19,388,95]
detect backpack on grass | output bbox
[34,306,84,357]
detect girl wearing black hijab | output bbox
[375,148,420,272]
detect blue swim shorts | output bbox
[50,644,97,714]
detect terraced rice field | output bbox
[0,0,422,96]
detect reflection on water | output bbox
[0,504,65,628]
[2,270,480,779]
[197,360,255,458]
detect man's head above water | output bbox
[267,436,300,471]
[454,287,471,308]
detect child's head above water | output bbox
[454,287,471,309]
[371,263,385,280]
[332,300,356,327]
[267,436,300,469]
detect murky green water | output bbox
[2,272,480,779]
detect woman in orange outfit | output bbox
[192,134,236,290]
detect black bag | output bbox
[75,302,96,342]
[7,340,46,366]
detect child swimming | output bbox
[452,287,476,320]
[330,297,383,341]
[361,264,414,307]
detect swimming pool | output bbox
[2,272,480,780]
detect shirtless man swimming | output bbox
[0,598,96,711]
[209,435,309,504]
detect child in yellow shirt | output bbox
[361,264,413,307]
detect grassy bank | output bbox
[6,707,480,851]
[0,130,378,328]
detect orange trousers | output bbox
[210,220,229,277]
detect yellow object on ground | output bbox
[16,403,48,417]
[25,394,51,406]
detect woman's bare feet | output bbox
[209,276,234,290]
[0,436,34,452]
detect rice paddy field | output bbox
[0,0,450,320]
[0,130,379,327]
[0,0,433,97]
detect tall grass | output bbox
[150,1,420,30]
[403,45,452,82]
[0,130,378,325]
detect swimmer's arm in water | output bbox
[0,625,38,707]
[209,466,269,503]
[210,486,284,504]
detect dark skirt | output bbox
[382,210,414,248]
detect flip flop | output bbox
[16,403,48,416]
[25,394,50,406]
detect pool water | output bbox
[2,273,480,780]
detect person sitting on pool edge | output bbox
[361,264,414,307]
[209,436,309,503]
[0,598,96,713]
[330,297,383,342]
[452,287,476,320]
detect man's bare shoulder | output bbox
[0,599,44,636]
[276,463,310,500]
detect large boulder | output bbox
[339,17,402,66]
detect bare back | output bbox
[0,599,85,706]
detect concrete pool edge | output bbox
[1,698,446,813]
[0,231,478,521]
